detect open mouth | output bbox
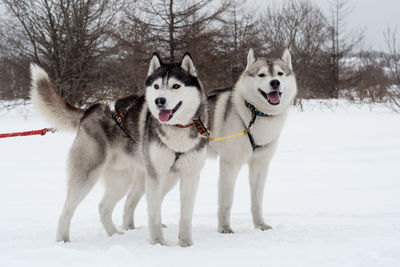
[258,89,282,105]
[158,101,182,122]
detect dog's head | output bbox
[238,49,297,114]
[145,53,203,125]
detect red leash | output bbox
[0,128,56,138]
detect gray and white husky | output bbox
[207,49,297,233]
[30,53,208,246]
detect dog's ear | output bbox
[181,53,197,77]
[245,48,256,71]
[148,52,162,77]
[281,48,292,70]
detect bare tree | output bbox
[0,0,394,107]
[383,27,400,111]
[327,0,363,98]
[105,5,157,96]
[1,0,123,106]
[339,51,388,103]
[0,12,33,101]
[218,1,261,84]
[258,1,330,99]
[135,0,230,62]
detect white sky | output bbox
[252,0,400,51]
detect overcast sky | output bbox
[252,0,399,51]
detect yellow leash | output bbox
[182,100,271,143]
[208,128,250,141]
[191,118,252,142]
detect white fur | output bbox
[181,54,198,77]
[209,49,297,233]
[30,63,49,85]
[148,54,162,77]
[246,48,255,71]
[149,143,176,176]
[281,48,292,70]
[146,78,201,126]
[122,169,145,230]
[159,126,201,152]
[30,63,83,131]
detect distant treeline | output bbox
[0,0,399,111]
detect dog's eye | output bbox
[278,72,284,76]
[154,84,159,89]
[258,73,265,77]
[172,84,181,89]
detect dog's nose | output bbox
[270,79,280,90]
[155,97,166,107]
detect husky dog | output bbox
[30,53,208,246]
[207,49,297,233]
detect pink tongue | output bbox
[267,91,280,104]
[158,109,173,122]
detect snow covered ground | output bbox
[0,101,399,267]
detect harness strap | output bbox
[175,152,183,162]
[112,98,270,151]
[243,101,271,151]
[111,110,136,142]
[171,101,271,150]
[247,132,263,150]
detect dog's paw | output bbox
[123,224,135,231]
[218,226,234,234]
[56,236,70,243]
[107,229,124,236]
[179,239,193,247]
[256,224,272,231]
[150,239,167,246]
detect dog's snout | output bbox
[270,79,280,90]
[155,97,166,107]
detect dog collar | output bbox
[174,122,194,128]
[245,100,272,118]
[244,100,271,130]
[174,119,211,138]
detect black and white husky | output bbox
[30,53,208,246]
[207,49,297,233]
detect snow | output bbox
[0,102,399,267]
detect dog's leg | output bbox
[122,172,178,231]
[122,169,145,230]
[56,177,99,242]
[56,136,107,242]
[145,174,165,245]
[218,158,241,234]
[161,173,179,199]
[248,141,278,231]
[248,160,272,231]
[56,167,104,242]
[158,173,180,228]
[178,172,200,247]
[99,167,131,236]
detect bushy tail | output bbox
[30,64,84,131]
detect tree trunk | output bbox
[169,0,175,63]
